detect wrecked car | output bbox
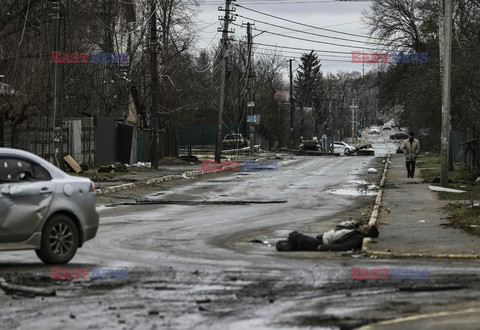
[0,148,99,264]
[297,139,323,155]
[352,143,375,156]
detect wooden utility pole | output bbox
[215,0,235,163]
[289,59,295,149]
[51,1,64,169]
[440,0,452,187]
[246,22,254,156]
[150,0,159,170]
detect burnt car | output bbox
[390,132,408,140]
[297,139,323,155]
[0,148,99,264]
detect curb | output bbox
[95,183,135,195]
[361,154,390,254]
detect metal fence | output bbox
[1,117,95,166]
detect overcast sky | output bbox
[193,0,377,79]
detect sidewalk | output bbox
[363,154,480,258]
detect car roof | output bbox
[0,147,69,179]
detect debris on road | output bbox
[0,277,56,297]
[107,199,288,207]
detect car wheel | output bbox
[344,148,351,156]
[35,214,79,264]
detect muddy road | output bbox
[1,148,480,329]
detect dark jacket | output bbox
[317,230,366,251]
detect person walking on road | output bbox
[401,131,421,178]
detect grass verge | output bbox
[418,153,480,235]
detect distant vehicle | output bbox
[383,123,392,130]
[222,134,247,150]
[370,126,380,134]
[0,148,99,264]
[390,132,408,140]
[330,142,356,155]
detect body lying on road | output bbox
[276,221,379,252]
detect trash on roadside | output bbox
[428,186,466,193]
[63,155,82,173]
[367,168,378,174]
[131,162,147,167]
[367,184,379,190]
[418,220,426,223]
[98,163,129,173]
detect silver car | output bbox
[0,148,99,264]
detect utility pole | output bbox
[289,59,295,149]
[350,102,355,144]
[150,0,159,170]
[51,0,64,170]
[440,0,452,187]
[215,0,235,163]
[246,22,255,156]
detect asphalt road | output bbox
[1,131,480,329]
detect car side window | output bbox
[33,163,52,181]
[0,158,51,182]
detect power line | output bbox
[235,3,382,41]
[203,0,353,4]
[255,41,358,55]
[232,23,380,51]
[235,13,389,47]
[255,46,352,59]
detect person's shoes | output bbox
[275,240,292,251]
[407,174,411,178]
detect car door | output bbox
[0,157,55,243]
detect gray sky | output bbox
[193,0,379,78]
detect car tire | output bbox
[35,214,79,264]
